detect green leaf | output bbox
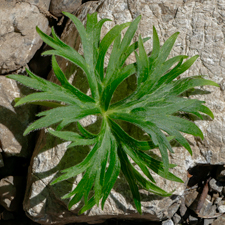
[118,146,142,214]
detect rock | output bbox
[0,176,25,212]
[188,215,198,225]
[204,218,215,225]
[179,197,188,218]
[198,200,217,217]
[172,213,181,225]
[218,205,225,214]
[0,0,51,74]
[0,210,15,220]
[0,76,37,157]
[209,178,223,193]
[162,219,174,225]
[212,215,225,225]
[185,189,199,208]
[49,0,82,17]
[216,167,225,182]
[167,202,180,218]
[214,197,222,205]
[23,0,225,224]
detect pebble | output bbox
[162,219,174,225]
[209,178,223,193]
[204,218,215,225]
[218,205,225,213]
[172,213,181,224]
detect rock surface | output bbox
[0,76,37,157]
[23,0,224,224]
[0,176,25,212]
[0,0,51,74]
[49,0,82,17]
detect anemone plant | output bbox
[7,12,219,214]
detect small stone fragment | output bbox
[180,197,188,219]
[185,189,199,207]
[212,215,225,225]
[172,213,182,225]
[218,205,225,213]
[204,218,215,225]
[214,197,222,205]
[188,215,198,225]
[0,210,15,220]
[167,202,180,218]
[0,176,25,211]
[162,219,174,225]
[209,178,223,193]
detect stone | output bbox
[0,76,37,157]
[162,219,174,225]
[0,210,15,220]
[0,0,51,74]
[188,215,198,225]
[218,205,225,213]
[23,0,225,224]
[212,215,225,225]
[172,213,181,225]
[216,168,225,182]
[167,202,180,218]
[209,178,223,193]
[214,197,222,205]
[204,218,215,225]
[49,0,82,17]
[198,200,217,217]
[0,176,25,212]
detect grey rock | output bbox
[185,189,199,208]
[23,0,225,224]
[214,197,222,205]
[162,219,174,225]
[212,215,225,225]
[0,176,25,212]
[172,213,181,225]
[209,178,223,193]
[0,0,50,74]
[167,202,180,218]
[189,215,198,225]
[0,76,37,157]
[204,218,215,225]
[49,0,82,17]
[179,197,188,217]
[218,205,225,213]
[199,201,217,217]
